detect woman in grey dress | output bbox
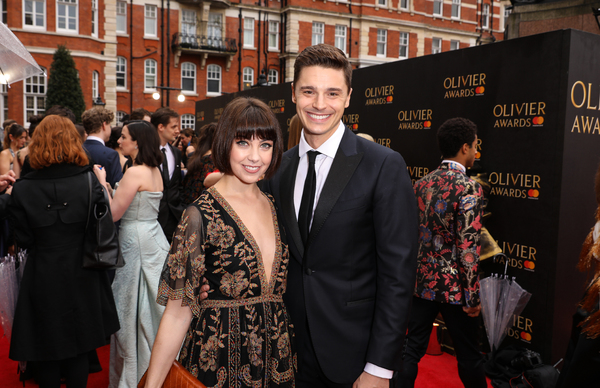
[94,120,169,388]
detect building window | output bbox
[116,56,126,88]
[116,1,126,33]
[243,67,254,90]
[182,9,196,43]
[144,59,157,90]
[335,25,347,53]
[377,29,387,57]
[116,111,127,125]
[268,21,279,50]
[312,22,324,46]
[24,0,45,28]
[482,4,490,29]
[399,32,409,59]
[504,7,512,26]
[432,38,441,54]
[377,0,386,6]
[92,70,99,99]
[181,62,196,93]
[91,0,97,36]
[268,69,278,85]
[24,68,46,123]
[181,114,195,130]
[400,0,408,10]
[1,0,6,24]
[452,0,461,19]
[208,13,222,40]
[433,0,442,16]
[244,18,254,47]
[145,4,157,37]
[450,40,460,50]
[207,64,221,94]
[57,0,77,32]
[0,84,7,124]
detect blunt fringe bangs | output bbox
[29,115,89,169]
[437,117,478,159]
[126,120,163,168]
[212,97,283,180]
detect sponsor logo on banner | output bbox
[443,73,486,99]
[507,314,534,343]
[492,102,546,128]
[365,85,394,106]
[397,109,433,130]
[407,165,430,185]
[476,138,482,160]
[570,81,600,134]
[488,171,541,199]
[376,138,392,148]
[343,113,360,130]
[495,239,537,272]
[196,111,205,122]
[214,107,224,121]
[268,99,285,114]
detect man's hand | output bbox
[0,171,16,192]
[463,304,482,318]
[353,371,389,388]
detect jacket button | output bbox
[63,202,67,206]
[305,268,312,276]
[47,204,51,209]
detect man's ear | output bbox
[291,83,296,104]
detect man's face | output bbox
[465,135,478,168]
[158,116,180,144]
[292,66,352,149]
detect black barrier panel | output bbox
[194,29,600,363]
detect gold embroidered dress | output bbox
[157,186,296,388]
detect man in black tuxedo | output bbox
[151,107,184,243]
[81,107,123,187]
[262,44,418,387]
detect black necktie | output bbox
[161,148,170,185]
[298,150,320,246]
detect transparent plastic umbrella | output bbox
[494,277,532,350]
[0,21,45,85]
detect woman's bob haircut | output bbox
[29,115,89,169]
[125,120,163,168]
[212,97,283,180]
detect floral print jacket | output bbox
[413,162,483,307]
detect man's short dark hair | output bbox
[130,108,152,121]
[126,120,163,168]
[45,105,76,124]
[81,107,115,135]
[293,44,352,92]
[151,107,179,129]
[437,118,478,159]
[212,97,283,180]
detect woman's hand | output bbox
[93,164,107,185]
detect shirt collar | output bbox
[87,135,105,146]
[441,159,466,173]
[298,121,345,159]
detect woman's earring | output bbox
[135,146,138,149]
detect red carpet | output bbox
[1,325,491,387]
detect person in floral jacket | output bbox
[400,117,486,388]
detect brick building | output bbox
[0,0,507,130]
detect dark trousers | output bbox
[400,296,486,388]
[36,352,89,388]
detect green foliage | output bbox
[45,45,86,122]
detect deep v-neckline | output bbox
[208,186,282,294]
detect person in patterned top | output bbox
[143,97,296,388]
[400,117,487,388]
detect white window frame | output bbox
[24,68,46,125]
[450,40,460,51]
[268,69,278,85]
[23,0,45,29]
[208,12,222,40]
[145,4,157,37]
[1,0,6,24]
[181,62,196,94]
[312,22,324,46]
[181,9,196,43]
[207,64,221,95]
[181,114,195,130]
[116,111,127,125]
[377,0,387,7]
[244,17,254,48]
[144,59,157,91]
[1,84,7,124]
[377,29,387,57]
[433,0,443,16]
[243,67,254,89]
[335,25,347,54]
[116,56,127,89]
[482,3,490,29]
[399,32,409,59]
[452,0,461,19]
[92,70,99,99]
[91,0,98,37]
[56,0,77,33]
[432,37,442,54]
[268,20,279,51]
[116,1,127,33]
[400,0,409,10]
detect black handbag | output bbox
[83,171,124,269]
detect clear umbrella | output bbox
[0,21,45,85]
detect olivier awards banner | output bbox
[195,29,600,363]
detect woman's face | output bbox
[229,136,273,185]
[118,126,138,157]
[181,134,192,145]
[11,132,28,149]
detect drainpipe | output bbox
[161,0,164,100]
[166,0,171,106]
[238,9,242,91]
[129,0,133,113]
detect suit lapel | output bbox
[280,148,304,259]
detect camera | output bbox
[510,349,543,370]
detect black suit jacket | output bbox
[83,139,123,187]
[263,128,418,383]
[158,143,184,243]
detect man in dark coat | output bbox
[151,107,184,243]
[82,107,123,187]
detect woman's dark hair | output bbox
[107,126,123,149]
[125,120,162,168]
[27,114,44,138]
[187,123,217,176]
[212,97,283,180]
[4,124,26,150]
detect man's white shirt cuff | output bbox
[364,363,393,379]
